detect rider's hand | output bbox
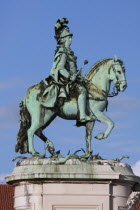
[70,73,77,81]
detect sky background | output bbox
[0,0,140,182]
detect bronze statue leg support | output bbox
[78,86,87,120]
[85,121,94,154]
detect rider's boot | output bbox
[78,86,93,123]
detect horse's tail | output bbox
[15,99,31,154]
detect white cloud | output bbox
[0,121,18,129]
[132,161,140,176]
[0,77,24,90]
[0,107,18,129]
[0,106,19,119]
[0,107,17,118]
[108,111,126,119]
[109,96,140,111]
[128,78,140,84]
[0,174,7,184]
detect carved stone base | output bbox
[6,157,140,210]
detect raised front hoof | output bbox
[94,133,107,140]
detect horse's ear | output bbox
[113,55,117,62]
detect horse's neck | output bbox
[91,61,111,93]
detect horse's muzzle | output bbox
[123,84,127,90]
[116,81,127,92]
[120,82,127,92]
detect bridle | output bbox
[87,59,126,101]
[107,62,126,97]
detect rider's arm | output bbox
[57,53,70,79]
[69,61,77,74]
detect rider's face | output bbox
[65,36,72,48]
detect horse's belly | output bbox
[58,98,78,120]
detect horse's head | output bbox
[109,56,127,92]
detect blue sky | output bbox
[0,0,140,181]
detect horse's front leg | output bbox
[94,111,114,140]
[91,101,114,140]
[85,121,95,154]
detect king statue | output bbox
[15,18,127,158]
[42,18,92,123]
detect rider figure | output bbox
[42,18,92,123]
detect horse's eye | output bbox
[117,71,121,74]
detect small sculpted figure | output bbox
[15,18,127,158]
[42,18,92,123]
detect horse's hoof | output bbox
[30,151,40,156]
[94,133,106,140]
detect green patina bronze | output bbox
[15,18,127,158]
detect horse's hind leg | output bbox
[85,121,94,155]
[35,129,56,156]
[27,120,41,155]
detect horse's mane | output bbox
[85,58,112,79]
[85,58,124,80]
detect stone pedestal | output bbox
[6,157,140,210]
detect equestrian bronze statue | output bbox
[15,18,127,158]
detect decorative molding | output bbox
[53,205,101,210]
[118,207,126,210]
[14,203,35,210]
[6,158,140,184]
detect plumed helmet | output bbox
[54,18,73,44]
